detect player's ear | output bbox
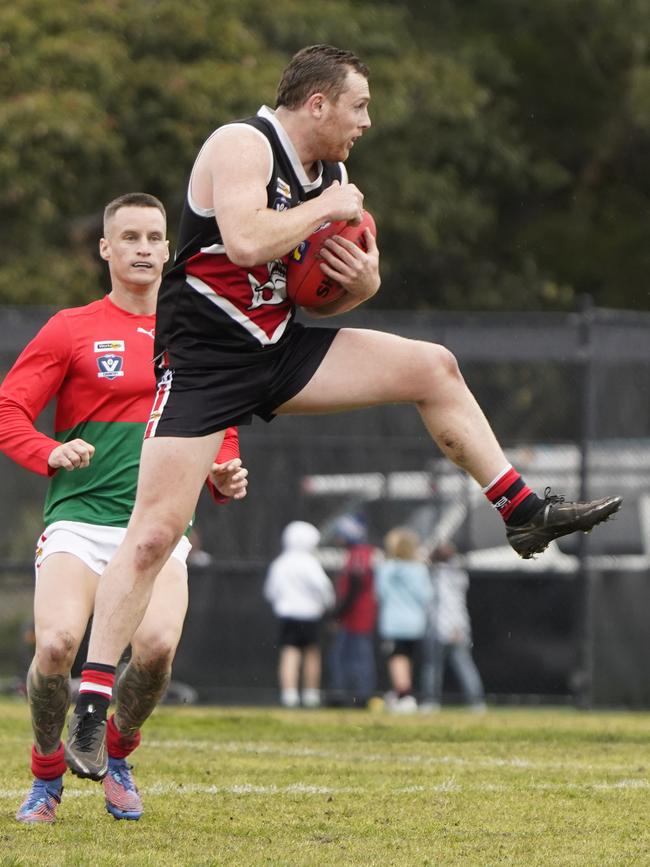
[164,240,170,263]
[99,237,110,261]
[307,92,326,118]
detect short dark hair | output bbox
[276,44,369,110]
[103,192,166,234]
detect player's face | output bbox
[319,69,371,161]
[100,206,170,288]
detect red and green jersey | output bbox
[0,295,239,527]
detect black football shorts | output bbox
[147,322,338,438]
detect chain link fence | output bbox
[1,304,649,705]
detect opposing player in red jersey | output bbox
[0,193,248,823]
[66,46,621,778]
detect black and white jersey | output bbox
[155,105,346,368]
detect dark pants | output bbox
[328,629,376,705]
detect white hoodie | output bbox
[264,521,335,620]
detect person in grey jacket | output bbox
[419,541,486,712]
[375,527,433,713]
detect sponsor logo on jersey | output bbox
[136,326,155,339]
[94,340,125,352]
[276,178,291,197]
[97,354,125,380]
[272,196,290,212]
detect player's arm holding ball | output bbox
[200,127,363,266]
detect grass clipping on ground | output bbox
[0,700,648,866]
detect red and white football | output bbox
[286,210,376,308]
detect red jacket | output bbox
[335,544,377,634]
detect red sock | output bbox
[31,743,66,781]
[106,714,141,759]
[483,465,540,524]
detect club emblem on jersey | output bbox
[247,259,288,310]
[97,354,124,380]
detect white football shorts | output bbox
[35,520,191,578]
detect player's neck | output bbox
[274,107,319,180]
[107,282,158,316]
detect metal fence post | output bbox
[574,294,597,708]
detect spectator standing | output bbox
[264,521,335,708]
[376,527,433,713]
[328,516,377,707]
[420,542,486,712]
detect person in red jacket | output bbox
[328,515,378,707]
[0,192,248,824]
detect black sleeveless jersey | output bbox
[154,106,345,368]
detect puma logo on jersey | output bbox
[137,327,155,339]
[97,354,124,380]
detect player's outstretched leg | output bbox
[276,329,623,559]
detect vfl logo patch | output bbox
[94,340,125,352]
[97,354,124,380]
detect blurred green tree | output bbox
[1,0,649,310]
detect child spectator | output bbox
[420,541,486,712]
[264,521,334,707]
[376,527,433,713]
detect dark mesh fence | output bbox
[1,304,649,706]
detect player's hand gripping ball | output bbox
[286,210,376,308]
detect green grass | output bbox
[1,698,649,866]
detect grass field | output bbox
[1,698,649,866]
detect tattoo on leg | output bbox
[114,660,171,739]
[27,661,71,755]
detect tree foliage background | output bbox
[2,0,650,310]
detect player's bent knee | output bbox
[133,524,183,573]
[35,630,78,672]
[411,343,462,396]
[427,343,461,379]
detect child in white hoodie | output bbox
[264,521,335,707]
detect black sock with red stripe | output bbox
[483,465,542,526]
[74,662,116,717]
